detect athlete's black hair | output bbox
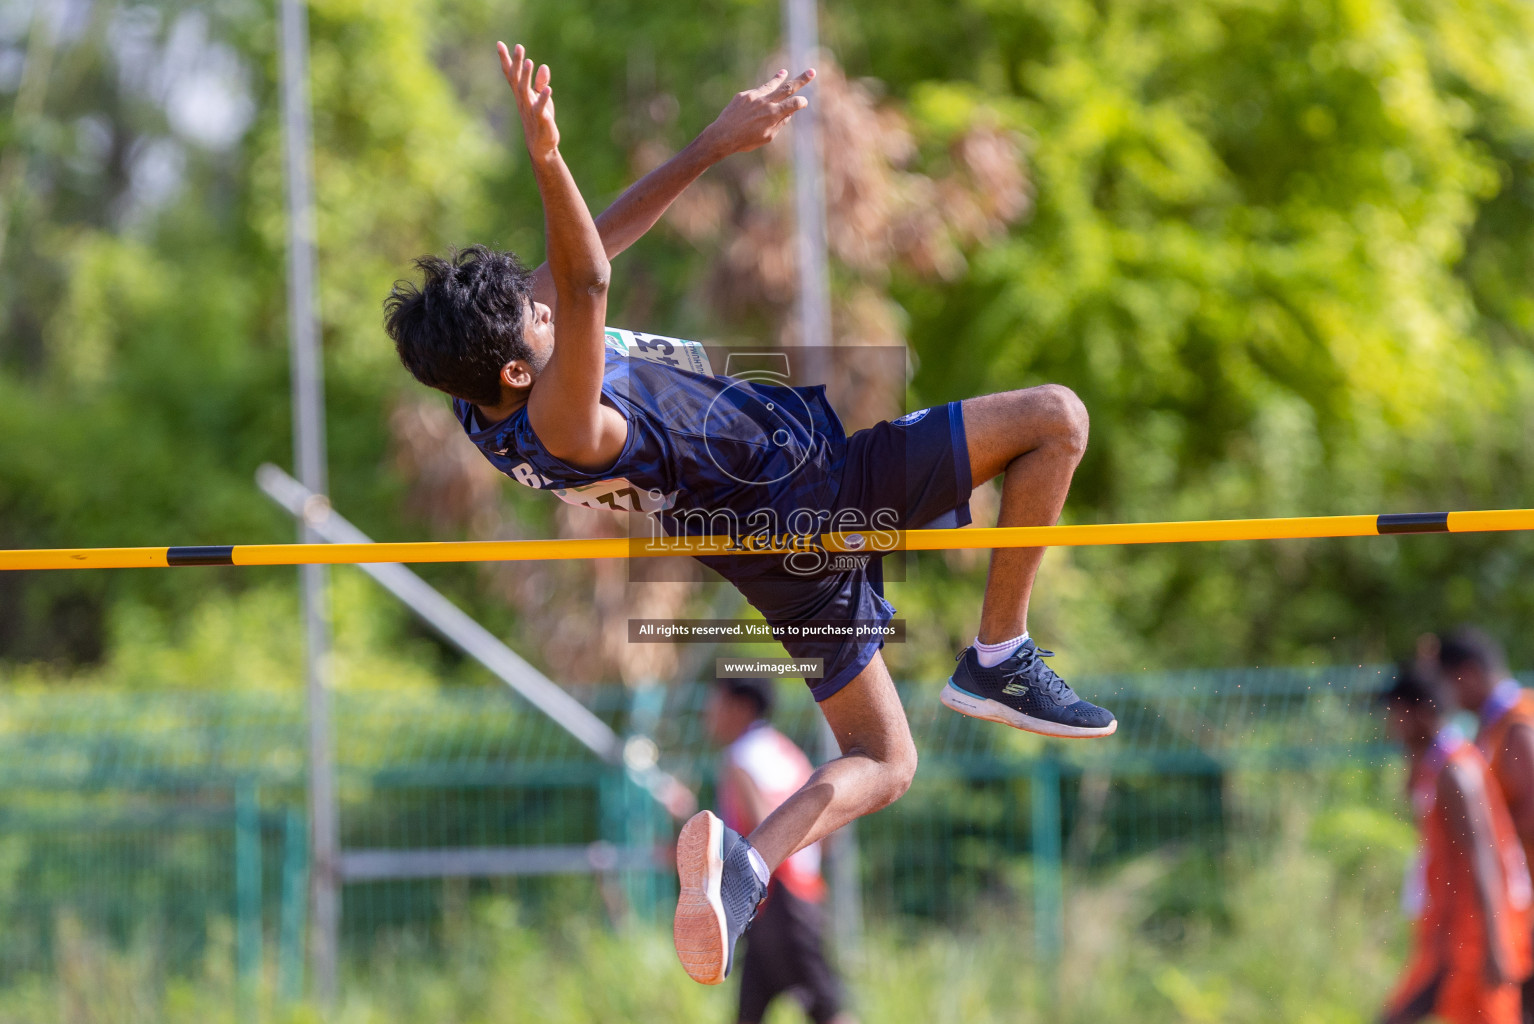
[1438,626,1508,675]
[1378,661,1443,713]
[715,677,775,720]
[384,245,535,406]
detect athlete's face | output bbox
[497,298,555,395]
[522,298,554,372]
[480,299,554,411]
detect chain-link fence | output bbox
[0,665,1402,1010]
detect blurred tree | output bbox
[826,0,1534,670]
[0,0,497,664]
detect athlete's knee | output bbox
[875,734,918,809]
[1028,383,1089,458]
[889,743,918,803]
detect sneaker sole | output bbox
[940,681,1118,739]
[673,809,728,985]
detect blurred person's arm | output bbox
[1439,760,1518,988]
[721,759,775,834]
[1497,723,1534,854]
[528,68,815,308]
[499,43,624,469]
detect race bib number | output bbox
[552,477,677,514]
[604,327,714,377]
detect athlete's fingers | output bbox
[752,69,788,98]
[502,43,529,100]
[497,42,517,88]
[779,68,815,97]
[534,62,551,93]
[774,95,809,118]
[514,65,532,113]
[531,83,553,121]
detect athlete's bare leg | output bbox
[672,657,910,984]
[744,652,915,869]
[745,386,1087,870]
[961,386,1089,644]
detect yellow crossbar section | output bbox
[1,509,1531,572]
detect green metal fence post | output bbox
[1030,755,1064,996]
[619,682,668,923]
[633,766,664,921]
[278,805,308,1004]
[599,765,659,924]
[235,781,262,1020]
[597,770,625,923]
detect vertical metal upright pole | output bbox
[784,0,832,358]
[787,0,849,944]
[788,0,851,950]
[277,0,339,1003]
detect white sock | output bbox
[975,632,1029,668]
[746,846,771,886]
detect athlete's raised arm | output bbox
[498,42,625,470]
[527,67,816,309]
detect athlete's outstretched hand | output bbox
[701,68,815,156]
[499,42,559,160]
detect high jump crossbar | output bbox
[2,509,1531,572]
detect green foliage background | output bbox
[1,3,1529,1016]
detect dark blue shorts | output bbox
[732,402,973,701]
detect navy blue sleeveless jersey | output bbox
[453,328,978,702]
[452,330,848,583]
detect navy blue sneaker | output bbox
[673,810,768,985]
[942,639,1117,738]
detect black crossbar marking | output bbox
[1376,512,1450,535]
[166,546,235,566]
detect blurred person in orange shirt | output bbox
[706,678,856,1024]
[1438,628,1534,1022]
[1381,663,1532,1024]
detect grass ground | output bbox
[0,792,1412,1024]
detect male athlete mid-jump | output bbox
[385,44,1113,986]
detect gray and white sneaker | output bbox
[673,810,768,985]
[942,639,1117,738]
